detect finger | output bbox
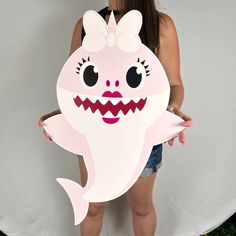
[182,118,192,127]
[39,114,51,123]
[43,133,50,141]
[173,110,192,127]
[168,138,175,147]
[43,130,52,141]
[178,129,186,144]
[173,108,184,118]
[179,113,192,124]
[167,105,175,113]
[38,119,44,127]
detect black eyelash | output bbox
[76,56,90,75]
[137,58,150,76]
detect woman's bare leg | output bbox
[78,158,109,236]
[126,172,158,236]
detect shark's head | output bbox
[57,10,170,132]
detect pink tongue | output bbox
[102,117,120,124]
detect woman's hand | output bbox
[166,105,192,147]
[38,109,61,141]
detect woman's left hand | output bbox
[166,105,193,147]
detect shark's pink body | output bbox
[43,10,185,225]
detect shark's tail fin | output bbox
[56,178,89,225]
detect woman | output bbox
[38,0,192,235]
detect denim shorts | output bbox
[77,144,162,178]
[140,144,163,177]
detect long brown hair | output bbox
[118,0,160,53]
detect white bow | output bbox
[82,10,143,52]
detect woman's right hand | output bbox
[38,109,61,141]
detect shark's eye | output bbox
[78,61,99,88]
[126,63,147,89]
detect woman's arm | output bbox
[69,17,83,56]
[158,13,184,109]
[51,18,83,116]
[38,17,84,139]
[157,13,192,145]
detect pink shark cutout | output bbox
[43,10,185,225]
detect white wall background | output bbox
[0,0,235,235]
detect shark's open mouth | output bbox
[73,95,147,124]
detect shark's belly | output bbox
[83,134,147,202]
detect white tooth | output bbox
[117,110,124,117]
[110,98,121,106]
[94,108,101,115]
[89,95,99,103]
[103,111,115,118]
[78,94,87,102]
[122,98,131,105]
[99,97,109,105]
[127,108,134,115]
[133,97,141,103]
